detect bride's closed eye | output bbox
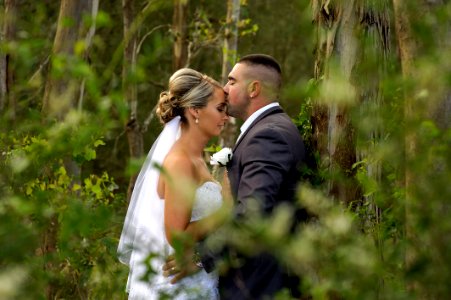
[217,104,227,113]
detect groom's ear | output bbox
[248,81,261,98]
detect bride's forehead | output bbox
[208,89,226,102]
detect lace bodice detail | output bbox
[191,181,223,222]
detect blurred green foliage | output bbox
[1,0,450,299]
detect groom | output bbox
[212,54,306,299]
[165,54,306,299]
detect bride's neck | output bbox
[178,125,208,157]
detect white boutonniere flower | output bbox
[210,147,233,167]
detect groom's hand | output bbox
[162,254,202,284]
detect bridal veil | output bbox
[118,116,181,294]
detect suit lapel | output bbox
[232,106,284,152]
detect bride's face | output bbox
[197,87,229,137]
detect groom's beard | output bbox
[227,99,250,120]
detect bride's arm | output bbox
[163,155,197,247]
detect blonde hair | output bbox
[156,68,222,124]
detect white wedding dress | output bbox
[118,117,222,299]
[127,181,222,300]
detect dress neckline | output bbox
[198,180,221,189]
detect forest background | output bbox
[1,0,450,299]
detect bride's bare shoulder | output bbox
[163,148,194,175]
[157,149,195,197]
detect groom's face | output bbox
[224,63,251,120]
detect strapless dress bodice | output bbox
[191,181,223,222]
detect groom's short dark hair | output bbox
[238,54,282,75]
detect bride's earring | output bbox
[195,118,199,124]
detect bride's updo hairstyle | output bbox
[156,68,222,124]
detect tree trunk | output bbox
[78,0,99,110]
[427,0,451,131]
[220,0,240,148]
[40,1,92,297]
[355,4,392,295]
[123,0,144,202]
[329,0,359,203]
[392,1,417,78]
[221,0,240,85]
[311,0,359,204]
[0,0,17,120]
[172,0,189,70]
[392,0,418,291]
[42,0,92,119]
[393,0,451,296]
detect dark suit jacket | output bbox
[202,106,306,299]
[228,106,305,217]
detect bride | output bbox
[118,68,230,299]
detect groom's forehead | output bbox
[229,63,252,80]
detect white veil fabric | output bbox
[118,116,181,296]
